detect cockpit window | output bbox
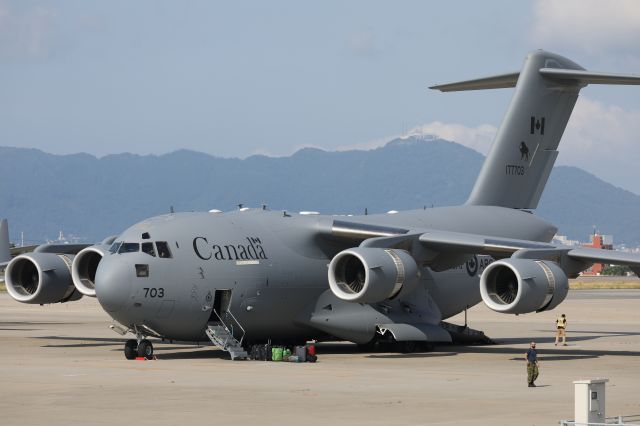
[118,242,140,254]
[109,241,122,254]
[156,241,172,258]
[141,242,156,257]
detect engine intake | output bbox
[72,246,108,297]
[328,247,419,303]
[480,258,568,314]
[5,253,81,304]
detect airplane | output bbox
[4,50,640,360]
[0,219,9,281]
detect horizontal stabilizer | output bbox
[539,68,640,85]
[429,72,519,92]
[430,67,640,93]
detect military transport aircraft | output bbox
[4,50,640,360]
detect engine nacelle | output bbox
[328,247,419,303]
[5,253,81,304]
[480,258,569,314]
[72,245,108,297]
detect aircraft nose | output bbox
[94,256,132,312]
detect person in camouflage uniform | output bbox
[525,341,539,387]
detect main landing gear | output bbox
[123,338,154,360]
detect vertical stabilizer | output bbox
[430,50,640,209]
[0,219,10,263]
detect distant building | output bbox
[553,235,580,246]
[581,233,614,275]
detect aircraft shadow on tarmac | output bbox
[34,335,129,348]
[0,328,43,331]
[367,352,459,359]
[25,333,640,360]
[32,335,224,355]
[493,330,640,346]
[450,345,640,360]
[156,348,231,360]
[1,321,79,326]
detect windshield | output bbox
[109,241,122,254]
[142,242,156,257]
[118,242,140,254]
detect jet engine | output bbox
[72,246,108,297]
[5,253,81,304]
[328,247,419,303]
[480,258,568,314]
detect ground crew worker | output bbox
[555,313,567,346]
[525,341,539,387]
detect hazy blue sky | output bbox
[2,1,640,193]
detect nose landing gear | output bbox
[123,336,154,360]
[124,339,138,360]
[124,326,153,359]
[137,339,153,359]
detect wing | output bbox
[417,229,640,276]
[323,220,640,277]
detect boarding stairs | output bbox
[206,309,248,360]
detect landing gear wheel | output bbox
[137,339,153,359]
[124,339,138,360]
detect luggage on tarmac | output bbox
[295,345,307,362]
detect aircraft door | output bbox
[209,289,232,322]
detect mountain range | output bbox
[2,136,639,246]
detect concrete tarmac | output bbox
[1,291,639,426]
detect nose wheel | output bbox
[124,339,137,360]
[123,338,154,360]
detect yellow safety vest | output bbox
[556,317,566,328]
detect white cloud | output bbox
[557,96,640,194]
[0,1,58,60]
[333,122,498,155]
[249,95,640,195]
[404,122,497,155]
[397,98,640,195]
[531,0,640,54]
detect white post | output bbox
[573,378,608,425]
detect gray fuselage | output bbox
[93,205,556,343]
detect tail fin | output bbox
[0,219,10,264]
[430,50,640,209]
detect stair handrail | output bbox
[223,309,246,346]
[211,308,246,346]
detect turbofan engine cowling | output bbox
[5,253,81,304]
[480,258,568,314]
[328,247,419,303]
[71,246,108,297]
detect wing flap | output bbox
[418,230,555,255]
